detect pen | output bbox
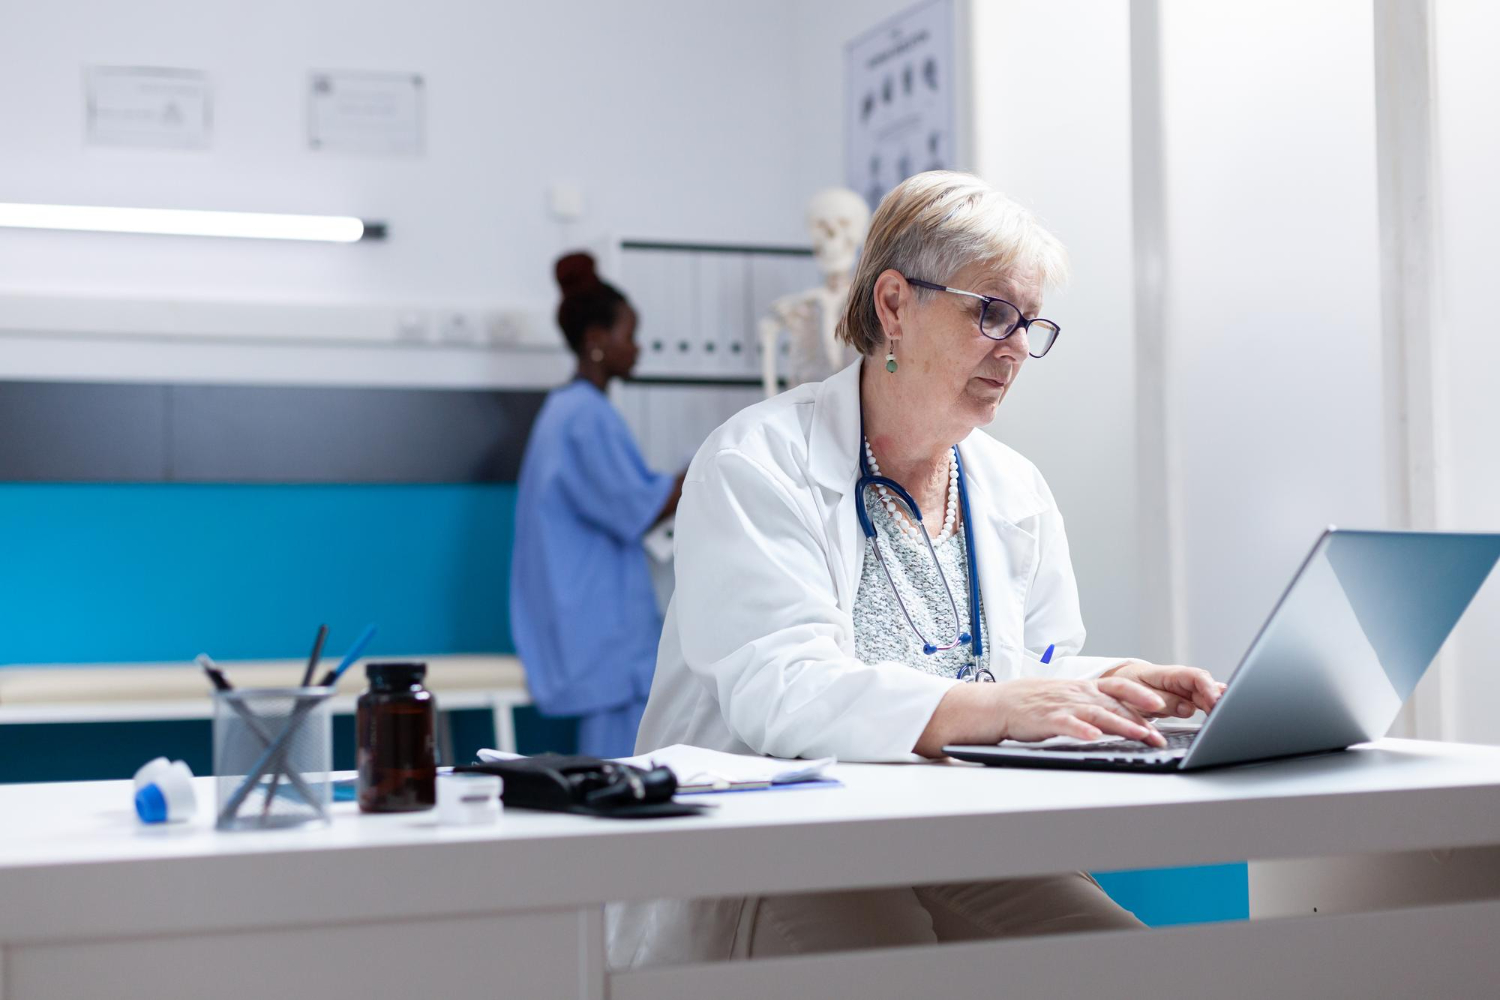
[268,623,328,819]
[299,624,329,688]
[1041,644,1055,664]
[317,623,377,688]
[196,653,233,692]
[260,622,373,821]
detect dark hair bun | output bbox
[553,251,628,355]
[555,252,602,298]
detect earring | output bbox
[885,350,898,374]
[590,348,605,363]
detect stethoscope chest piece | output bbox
[957,661,996,683]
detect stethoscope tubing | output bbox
[856,428,990,680]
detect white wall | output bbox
[1433,0,1500,743]
[0,0,816,385]
[970,1,1140,659]
[1157,0,1386,677]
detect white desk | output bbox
[2,738,1499,999]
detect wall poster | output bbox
[844,0,957,211]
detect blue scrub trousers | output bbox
[577,697,649,759]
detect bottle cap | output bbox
[366,661,427,689]
[132,759,198,824]
[135,783,168,823]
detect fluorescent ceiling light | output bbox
[0,203,384,242]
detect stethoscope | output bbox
[855,424,994,682]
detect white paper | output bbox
[474,744,837,791]
[617,745,836,789]
[642,517,675,563]
[476,749,525,762]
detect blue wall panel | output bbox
[0,483,518,664]
[1093,863,1250,925]
[0,707,580,784]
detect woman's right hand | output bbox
[914,676,1168,757]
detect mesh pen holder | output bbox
[214,688,334,831]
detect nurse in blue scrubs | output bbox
[510,253,685,757]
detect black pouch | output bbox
[453,754,709,819]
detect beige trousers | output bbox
[748,873,1142,958]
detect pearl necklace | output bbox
[863,439,960,544]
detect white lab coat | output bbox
[607,358,1124,969]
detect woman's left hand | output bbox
[1100,660,1225,719]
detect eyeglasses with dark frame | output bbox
[904,276,1062,358]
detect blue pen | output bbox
[1041,644,1055,664]
[318,623,378,687]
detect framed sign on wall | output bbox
[845,0,958,211]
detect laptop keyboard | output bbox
[1043,730,1199,755]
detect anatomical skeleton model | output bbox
[759,188,873,397]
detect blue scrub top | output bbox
[509,380,674,717]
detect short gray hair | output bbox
[837,171,1070,355]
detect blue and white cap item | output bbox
[131,758,198,824]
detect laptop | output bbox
[945,529,1500,773]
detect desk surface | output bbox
[3,738,1499,945]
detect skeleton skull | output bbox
[805,188,872,280]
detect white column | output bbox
[1429,0,1500,745]
[1374,0,1448,741]
[1129,0,1186,664]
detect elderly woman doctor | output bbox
[610,172,1225,967]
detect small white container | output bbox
[436,772,502,826]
